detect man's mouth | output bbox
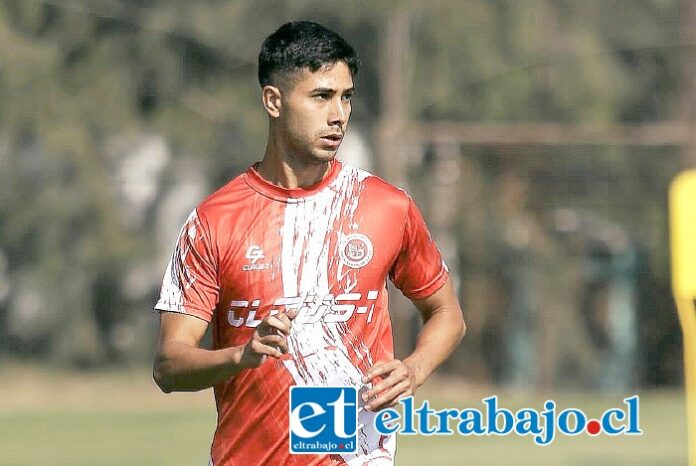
[320,133,343,147]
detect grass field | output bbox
[0,363,688,465]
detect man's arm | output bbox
[361,277,465,410]
[153,311,295,393]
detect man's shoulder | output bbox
[340,161,410,205]
[193,169,252,222]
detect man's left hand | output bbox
[361,359,419,411]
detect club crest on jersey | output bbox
[339,233,373,269]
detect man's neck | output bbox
[257,136,331,189]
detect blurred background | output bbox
[0,0,693,465]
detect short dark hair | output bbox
[258,21,359,87]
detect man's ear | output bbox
[262,85,282,118]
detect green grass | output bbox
[0,410,215,466]
[0,365,688,465]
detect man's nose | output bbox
[328,98,349,126]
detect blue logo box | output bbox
[289,386,358,454]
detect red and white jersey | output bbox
[155,160,448,466]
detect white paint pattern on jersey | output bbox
[281,165,394,462]
[155,209,198,314]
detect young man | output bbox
[153,21,465,466]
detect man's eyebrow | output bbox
[309,87,355,94]
[310,87,336,94]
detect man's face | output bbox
[276,61,354,164]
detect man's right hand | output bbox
[237,311,297,368]
[154,310,298,393]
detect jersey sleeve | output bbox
[154,209,220,322]
[389,196,449,300]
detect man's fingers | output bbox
[272,313,293,330]
[250,337,284,358]
[260,315,291,336]
[362,360,400,383]
[258,334,288,354]
[363,372,404,400]
[367,379,411,411]
[360,359,419,411]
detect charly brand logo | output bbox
[339,233,373,269]
[243,245,272,271]
[289,387,358,454]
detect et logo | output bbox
[289,387,358,454]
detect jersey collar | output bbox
[243,159,342,202]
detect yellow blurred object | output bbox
[669,170,696,466]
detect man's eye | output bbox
[314,94,330,100]
[342,94,353,102]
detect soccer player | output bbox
[152,21,465,466]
